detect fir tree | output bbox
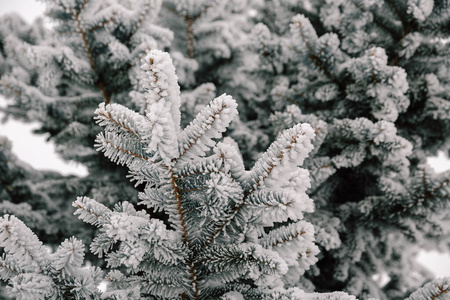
[157,0,270,166]
[0,49,355,300]
[244,0,450,298]
[0,135,94,298]
[0,0,174,246]
[0,1,449,300]
[0,136,93,245]
[0,0,263,245]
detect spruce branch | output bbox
[432,178,450,194]
[167,168,201,299]
[0,78,22,97]
[291,15,338,85]
[95,103,146,138]
[347,0,398,39]
[123,0,156,47]
[0,215,49,273]
[163,1,212,59]
[203,123,315,248]
[0,254,21,281]
[177,94,238,162]
[73,196,112,227]
[88,15,115,32]
[65,49,324,298]
[95,132,151,167]
[73,0,111,104]
[406,277,450,300]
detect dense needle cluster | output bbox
[0,0,449,299]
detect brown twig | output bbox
[102,140,148,161]
[178,103,227,159]
[0,79,22,96]
[163,3,212,59]
[430,285,449,300]
[169,170,200,299]
[294,20,337,84]
[89,16,115,32]
[432,178,450,194]
[186,16,195,59]
[271,231,306,247]
[0,260,20,276]
[74,0,111,104]
[349,0,398,40]
[97,111,139,136]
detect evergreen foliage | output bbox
[0,0,174,247]
[0,0,449,299]
[1,49,349,299]
[241,1,450,298]
[0,136,93,245]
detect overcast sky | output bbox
[0,0,46,23]
[0,0,449,278]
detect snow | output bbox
[0,0,449,284]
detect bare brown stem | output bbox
[74,1,111,104]
[186,16,195,59]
